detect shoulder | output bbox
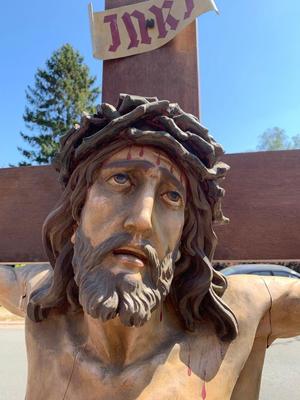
[16,263,52,301]
[0,264,52,316]
[16,263,52,288]
[17,264,53,314]
[224,274,269,299]
[224,274,300,303]
[223,274,300,333]
[222,274,272,323]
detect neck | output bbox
[84,302,183,367]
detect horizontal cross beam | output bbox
[1,150,299,263]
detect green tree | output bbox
[291,134,300,149]
[256,127,300,151]
[19,44,100,165]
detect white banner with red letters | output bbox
[89,0,218,60]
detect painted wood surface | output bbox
[102,0,200,118]
[0,150,299,262]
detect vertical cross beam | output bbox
[102,0,200,118]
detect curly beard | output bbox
[72,227,176,327]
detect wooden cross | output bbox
[102,0,199,118]
[0,1,300,264]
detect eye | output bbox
[107,173,131,188]
[162,190,182,206]
[113,173,129,185]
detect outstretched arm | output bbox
[0,265,23,316]
[0,264,51,317]
[263,276,300,341]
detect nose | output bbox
[123,193,154,237]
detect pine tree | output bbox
[19,44,100,165]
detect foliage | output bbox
[18,44,100,165]
[291,134,300,149]
[257,127,300,151]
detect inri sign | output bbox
[89,0,218,60]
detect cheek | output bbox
[80,186,123,245]
[155,208,185,252]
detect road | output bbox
[0,327,300,399]
[260,336,300,400]
[0,326,26,400]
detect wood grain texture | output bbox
[103,0,200,117]
[0,150,299,262]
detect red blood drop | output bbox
[201,382,207,400]
[127,147,132,160]
[139,146,144,157]
[188,366,192,377]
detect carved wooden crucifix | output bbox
[1,1,300,265]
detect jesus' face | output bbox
[72,145,186,326]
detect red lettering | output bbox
[104,14,121,52]
[184,0,195,19]
[122,10,152,50]
[104,0,193,54]
[149,0,179,39]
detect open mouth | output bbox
[113,247,147,268]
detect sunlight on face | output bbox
[78,145,186,276]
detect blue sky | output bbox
[0,0,299,167]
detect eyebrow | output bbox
[102,160,186,194]
[102,159,154,170]
[159,167,186,195]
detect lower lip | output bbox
[114,254,145,269]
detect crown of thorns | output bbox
[54,94,229,224]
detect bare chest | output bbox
[25,300,268,400]
[26,335,256,400]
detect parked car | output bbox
[221,264,300,279]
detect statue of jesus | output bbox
[0,94,299,400]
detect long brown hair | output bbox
[29,94,238,341]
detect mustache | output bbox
[73,228,131,272]
[73,226,165,275]
[72,226,177,326]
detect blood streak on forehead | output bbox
[103,145,186,187]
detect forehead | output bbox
[102,145,186,187]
